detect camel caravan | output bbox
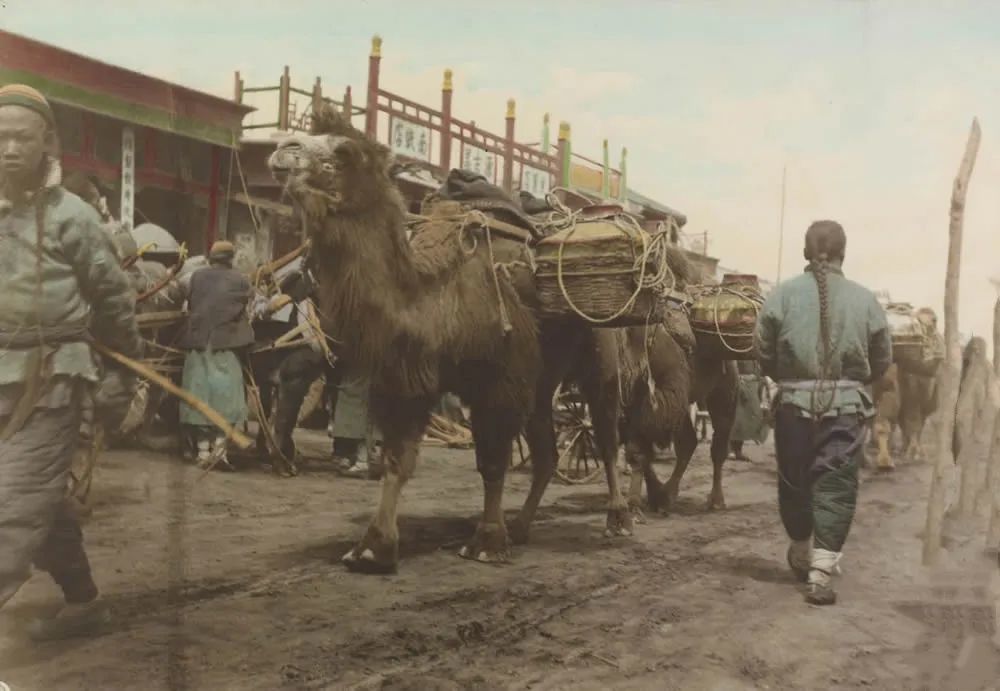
[68,105,956,576]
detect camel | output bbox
[871,307,943,469]
[617,319,739,517]
[268,106,636,573]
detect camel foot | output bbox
[342,525,398,574]
[507,515,531,546]
[629,503,647,525]
[707,491,727,511]
[458,521,510,564]
[653,481,680,515]
[604,506,634,538]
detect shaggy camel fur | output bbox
[618,319,739,516]
[268,106,632,573]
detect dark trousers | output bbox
[773,406,863,552]
[0,403,98,608]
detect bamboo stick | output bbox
[90,341,253,449]
[923,118,981,566]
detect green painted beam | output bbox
[0,67,239,148]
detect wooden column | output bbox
[503,99,516,192]
[601,139,610,199]
[619,147,628,202]
[440,69,454,174]
[365,35,382,138]
[234,71,244,104]
[206,145,221,246]
[278,66,290,131]
[557,122,571,188]
[343,85,353,117]
[312,77,323,118]
[541,113,551,154]
[923,117,981,566]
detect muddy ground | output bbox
[1,429,999,691]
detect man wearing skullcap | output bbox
[0,84,143,638]
[178,239,254,468]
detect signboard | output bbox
[461,144,497,183]
[120,127,135,230]
[390,118,431,161]
[520,165,551,198]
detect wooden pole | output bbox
[440,70,454,173]
[503,99,516,192]
[923,117,981,566]
[776,164,787,282]
[365,35,382,138]
[557,122,571,188]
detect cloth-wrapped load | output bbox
[688,274,765,361]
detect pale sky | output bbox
[4,0,1000,340]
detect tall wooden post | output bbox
[365,35,382,138]
[233,71,244,104]
[343,86,353,117]
[541,113,551,154]
[619,147,628,203]
[278,65,290,131]
[503,99,516,192]
[557,122,571,188]
[601,139,610,199]
[923,117,981,566]
[440,69,454,173]
[312,77,323,118]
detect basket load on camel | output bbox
[687,273,765,361]
[882,301,944,372]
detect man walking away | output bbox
[179,240,254,469]
[0,84,143,639]
[755,220,891,605]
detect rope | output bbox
[551,212,677,325]
[689,284,764,355]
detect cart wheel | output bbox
[553,389,603,485]
[511,433,531,471]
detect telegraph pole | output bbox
[776,164,787,282]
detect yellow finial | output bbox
[443,69,453,91]
[506,98,516,118]
[371,35,383,57]
[603,139,609,150]
[558,121,571,140]
[543,112,550,124]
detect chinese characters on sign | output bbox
[520,166,551,198]
[462,144,497,182]
[389,118,431,161]
[120,127,135,230]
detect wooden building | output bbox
[0,30,252,255]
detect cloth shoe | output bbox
[27,598,110,641]
[787,539,812,583]
[805,548,841,606]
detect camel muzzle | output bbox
[268,145,307,181]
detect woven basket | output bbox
[689,274,764,360]
[885,304,934,367]
[534,214,682,328]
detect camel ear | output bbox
[311,104,351,136]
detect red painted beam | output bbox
[1,29,251,129]
[61,152,212,196]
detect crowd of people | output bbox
[0,83,892,641]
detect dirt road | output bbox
[1,432,998,690]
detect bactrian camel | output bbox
[268,106,634,573]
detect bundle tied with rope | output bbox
[533,204,693,328]
[688,274,765,361]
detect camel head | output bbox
[268,105,393,221]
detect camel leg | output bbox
[509,329,579,545]
[342,399,430,574]
[658,414,698,513]
[459,406,517,563]
[624,440,649,524]
[874,416,895,471]
[578,357,631,539]
[705,372,736,511]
